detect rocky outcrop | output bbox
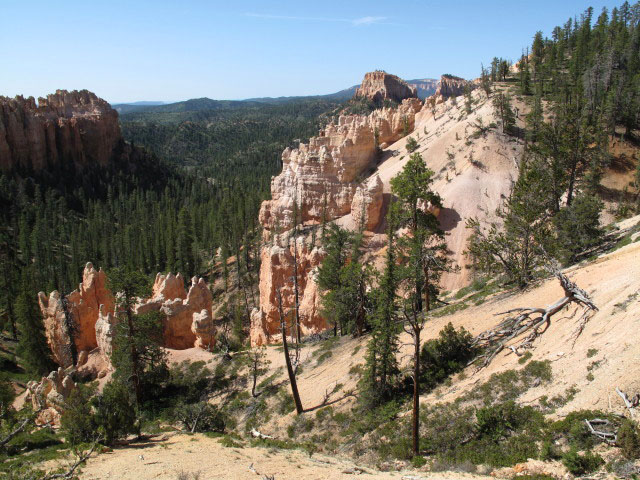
[144,275,213,350]
[26,367,76,426]
[252,86,423,345]
[40,267,215,371]
[95,304,117,365]
[250,236,326,346]
[351,174,384,231]
[406,78,439,99]
[428,74,476,105]
[38,263,114,367]
[258,98,421,234]
[355,71,417,105]
[0,90,121,171]
[192,309,216,350]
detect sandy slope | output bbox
[337,88,525,291]
[79,433,491,480]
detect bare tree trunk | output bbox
[126,307,142,407]
[356,276,365,336]
[251,353,259,398]
[277,290,303,414]
[292,239,302,344]
[412,322,421,456]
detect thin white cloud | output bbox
[245,13,391,26]
[352,16,386,26]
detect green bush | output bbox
[174,401,226,433]
[406,137,419,153]
[549,410,614,450]
[93,379,138,444]
[562,449,604,475]
[60,383,98,445]
[4,427,61,455]
[476,402,544,441]
[617,419,640,459]
[411,455,427,467]
[419,323,477,391]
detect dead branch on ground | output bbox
[473,266,597,369]
[43,437,101,479]
[584,418,617,444]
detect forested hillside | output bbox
[468,1,640,283]
[0,95,343,347]
[119,98,340,167]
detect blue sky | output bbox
[0,0,621,103]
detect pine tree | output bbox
[493,92,517,135]
[466,157,554,287]
[108,268,166,410]
[362,203,401,407]
[15,271,55,376]
[390,152,442,312]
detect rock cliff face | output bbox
[258,98,421,234]
[251,87,423,345]
[0,90,121,171]
[406,78,439,99]
[430,74,475,104]
[355,71,417,104]
[39,265,215,370]
[38,263,114,367]
[250,236,325,346]
[139,273,214,350]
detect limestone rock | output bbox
[352,174,384,231]
[40,267,215,372]
[158,277,213,349]
[251,237,326,346]
[252,91,423,345]
[258,98,421,235]
[38,262,114,367]
[355,71,418,105]
[95,304,117,367]
[26,367,76,426]
[192,309,216,350]
[0,90,121,171]
[135,274,212,349]
[427,74,476,106]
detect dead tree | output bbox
[277,289,303,414]
[0,408,42,448]
[43,436,101,479]
[473,267,597,368]
[250,346,270,398]
[616,387,639,419]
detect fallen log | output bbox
[473,266,597,369]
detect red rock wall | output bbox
[39,266,215,368]
[0,90,121,171]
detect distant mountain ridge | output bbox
[115,76,439,116]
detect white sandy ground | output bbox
[70,220,640,479]
[78,433,492,480]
